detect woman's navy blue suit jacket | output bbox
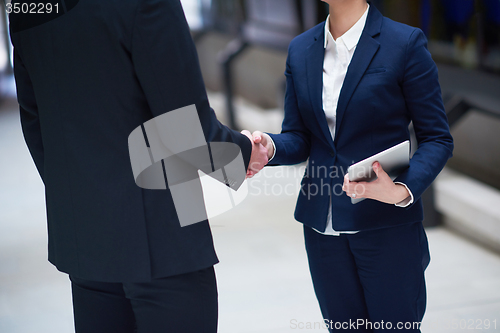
[268,5,454,232]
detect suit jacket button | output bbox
[330,150,335,157]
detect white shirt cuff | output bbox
[268,136,277,162]
[394,182,414,207]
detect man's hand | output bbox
[251,131,274,160]
[241,130,268,178]
[342,162,410,204]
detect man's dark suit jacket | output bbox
[268,5,454,232]
[10,0,252,282]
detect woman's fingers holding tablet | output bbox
[343,162,410,204]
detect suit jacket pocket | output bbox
[364,67,387,75]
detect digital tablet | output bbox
[347,140,410,204]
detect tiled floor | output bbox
[1,96,499,333]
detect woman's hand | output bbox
[342,162,410,205]
[251,131,275,160]
[241,130,269,179]
[242,131,275,178]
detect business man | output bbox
[10,0,267,332]
[252,0,453,331]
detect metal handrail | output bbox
[445,94,500,128]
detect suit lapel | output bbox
[306,27,335,149]
[334,5,383,142]
[334,36,380,141]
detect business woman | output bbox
[251,0,453,331]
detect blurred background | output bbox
[0,0,499,332]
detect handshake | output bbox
[241,130,275,178]
[240,130,412,205]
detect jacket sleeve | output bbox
[130,0,252,169]
[13,45,45,183]
[267,45,311,166]
[394,28,454,206]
